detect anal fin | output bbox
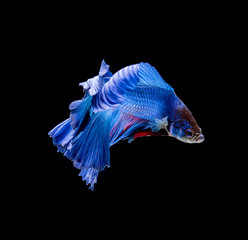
[128,129,165,143]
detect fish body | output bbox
[49,60,204,190]
[121,86,179,121]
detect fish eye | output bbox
[185,129,194,138]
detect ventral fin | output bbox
[128,130,161,143]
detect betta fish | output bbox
[49,60,204,190]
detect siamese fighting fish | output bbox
[49,60,204,190]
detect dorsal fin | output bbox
[92,63,140,112]
[138,62,174,91]
[79,60,112,96]
[91,61,174,112]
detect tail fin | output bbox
[64,110,113,190]
[49,57,109,150]
[48,118,73,153]
[49,60,113,190]
[79,168,100,191]
[49,104,149,190]
[48,94,92,154]
[49,95,110,190]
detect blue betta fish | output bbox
[49,60,204,190]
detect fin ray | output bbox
[64,111,113,190]
[79,60,113,96]
[138,62,174,91]
[109,110,149,145]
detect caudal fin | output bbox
[48,118,73,153]
[49,60,114,190]
[48,94,92,153]
[64,110,113,190]
[49,96,109,190]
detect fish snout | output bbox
[195,133,205,143]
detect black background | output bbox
[12,4,239,235]
[36,25,221,202]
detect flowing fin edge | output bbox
[138,63,174,91]
[79,168,99,191]
[79,60,113,96]
[149,117,168,132]
[48,118,73,153]
[63,110,114,190]
[109,110,149,146]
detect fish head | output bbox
[168,104,204,144]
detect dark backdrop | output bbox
[21,12,227,227]
[36,30,217,198]
[6,2,241,237]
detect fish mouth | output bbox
[195,133,205,143]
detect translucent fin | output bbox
[49,94,93,153]
[99,59,112,79]
[149,116,168,132]
[48,118,73,153]
[79,60,112,96]
[138,62,174,91]
[64,111,113,190]
[79,168,99,191]
[69,94,92,137]
[109,111,149,145]
[92,64,140,112]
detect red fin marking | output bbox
[133,130,159,140]
[109,112,146,140]
[123,122,133,131]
